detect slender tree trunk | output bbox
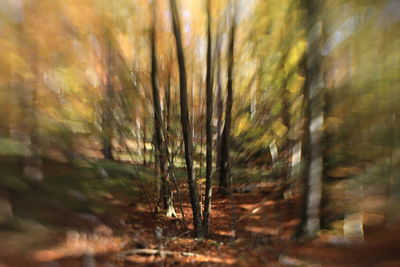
[142,117,147,166]
[0,76,13,223]
[215,27,223,175]
[203,0,213,236]
[198,79,205,215]
[281,78,292,182]
[0,187,13,224]
[298,0,324,238]
[169,0,203,237]
[294,56,310,239]
[218,5,236,195]
[150,0,176,217]
[165,72,172,145]
[136,117,142,161]
[191,65,195,146]
[101,44,114,161]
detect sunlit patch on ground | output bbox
[33,225,123,262]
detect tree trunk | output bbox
[169,0,203,237]
[298,0,324,238]
[150,0,176,218]
[165,72,172,145]
[0,79,13,223]
[281,79,291,181]
[101,44,114,161]
[0,189,13,224]
[215,24,223,180]
[203,0,213,236]
[136,117,142,161]
[142,116,147,166]
[218,5,236,195]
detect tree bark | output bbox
[101,44,114,161]
[203,0,213,236]
[298,0,324,238]
[218,4,236,195]
[142,116,147,166]
[150,0,176,218]
[215,32,223,176]
[169,0,203,237]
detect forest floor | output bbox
[1,163,400,266]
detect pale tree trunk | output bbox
[169,0,203,237]
[299,0,325,238]
[150,0,176,218]
[142,115,147,166]
[191,65,195,145]
[165,71,172,147]
[250,84,256,121]
[215,25,223,180]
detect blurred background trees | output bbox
[0,0,399,244]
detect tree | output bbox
[202,0,213,236]
[101,42,114,161]
[214,13,224,187]
[169,0,203,237]
[298,0,325,238]
[218,2,237,195]
[150,0,176,217]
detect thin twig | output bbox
[164,230,193,246]
[115,119,155,213]
[120,249,200,257]
[160,118,187,227]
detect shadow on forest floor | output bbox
[115,181,400,266]
[2,172,400,266]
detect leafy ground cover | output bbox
[1,161,399,266]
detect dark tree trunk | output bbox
[218,5,236,195]
[0,188,13,224]
[0,77,13,223]
[101,44,114,161]
[203,0,213,236]
[169,0,203,237]
[150,0,176,218]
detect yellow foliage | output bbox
[271,120,287,138]
[197,178,206,184]
[289,74,305,94]
[286,40,307,70]
[234,115,250,136]
[254,132,272,149]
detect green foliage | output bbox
[0,138,30,157]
